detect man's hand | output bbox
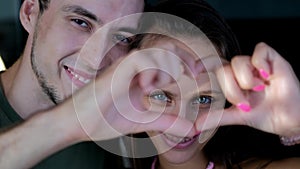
[71,46,200,142]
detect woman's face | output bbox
[142,36,226,165]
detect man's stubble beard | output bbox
[30,22,62,105]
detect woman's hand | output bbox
[196,42,300,137]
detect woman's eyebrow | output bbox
[194,90,223,97]
[62,4,102,24]
[116,27,139,35]
[163,90,177,98]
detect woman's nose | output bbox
[173,102,198,123]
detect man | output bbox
[0,0,196,168]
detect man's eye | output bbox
[192,96,213,105]
[71,18,90,31]
[113,34,133,46]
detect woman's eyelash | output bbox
[113,34,134,46]
[149,91,172,103]
[192,95,213,105]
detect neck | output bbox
[158,150,210,169]
[1,46,55,119]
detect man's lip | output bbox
[64,66,95,87]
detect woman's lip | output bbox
[161,133,200,150]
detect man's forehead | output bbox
[46,0,144,33]
[51,0,144,19]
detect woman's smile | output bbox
[162,133,200,149]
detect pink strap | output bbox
[151,157,158,169]
[206,161,215,169]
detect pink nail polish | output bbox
[237,103,251,112]
[252,84,265,92]
[259,69,269,79]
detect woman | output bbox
[122,0,300,168]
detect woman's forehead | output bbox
[143,36,216,61]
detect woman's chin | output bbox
[161,149,198,165]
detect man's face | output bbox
[30,0,144,104]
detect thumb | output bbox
[139,113,196,138]
[195,106,246,132]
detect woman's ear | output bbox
[19,0,40,33]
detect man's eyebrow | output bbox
[62,5,101,24]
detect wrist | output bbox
[39,108,82,146]
[53,103,89,143]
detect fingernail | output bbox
[252,84,265,92]
[259,69,269,80]
[237,103,251,112]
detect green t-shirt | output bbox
[0,75,106,169]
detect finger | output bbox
[135,48,182,91]
[155,72,175,89]
[157,41,197,77]
[251,42,285,80]
[231,56,265,91]
[196,107,246,132]
[177,48,198,77]
[215,65,251,112]
[200,56,252,111]
[139,70,176,93]
[137,113,196,137]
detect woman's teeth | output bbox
[164,133,192,144]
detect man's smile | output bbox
[64,66,93,87]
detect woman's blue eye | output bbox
[149,92,171,103]
[193,96,213,105]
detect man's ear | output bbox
[19,0,40,33]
